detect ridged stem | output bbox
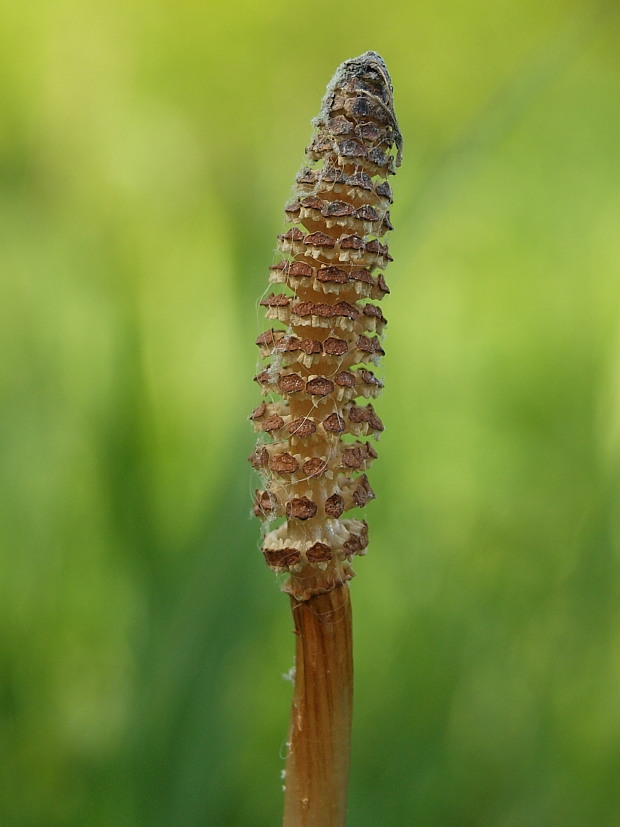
[283,584,353,827]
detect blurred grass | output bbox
[1,0,620,824]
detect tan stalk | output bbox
[249,51,401,826]
[284,587,353,826]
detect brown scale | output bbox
[249,51,401,600]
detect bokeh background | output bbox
[2,0,620,824]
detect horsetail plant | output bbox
[249,51,401,826]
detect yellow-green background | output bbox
[2,0,620,824]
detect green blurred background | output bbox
[2,0,620,824]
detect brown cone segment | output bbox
[250,51,400,600]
